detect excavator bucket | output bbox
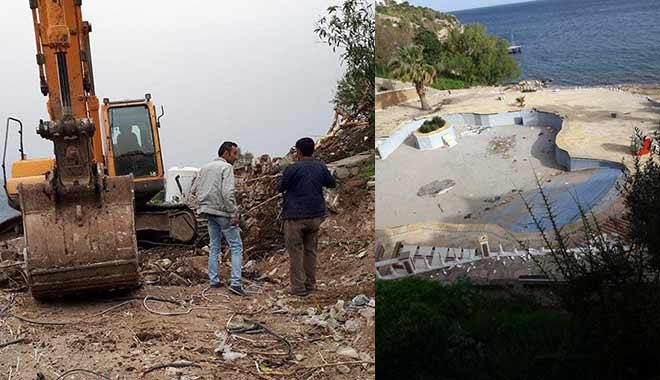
[19,175,140,298]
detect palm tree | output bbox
[388,45,437,110]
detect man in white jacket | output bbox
[192,141,246,296]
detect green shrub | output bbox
[430,76,467,90]
[443,24,521,86]
[418,116,446,133]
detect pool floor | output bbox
[483,167,622,232]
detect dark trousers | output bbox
[284,217,322,293]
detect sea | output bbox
[454,0,660,86]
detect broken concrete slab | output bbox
[417,179,456,197]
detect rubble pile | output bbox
[232,114,375,258]
[0,237,25,290]
[515,79,546,92]
[314,106,374,163]
[301,294,375,333]
[234,154,288,256]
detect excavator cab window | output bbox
[109,105,158,178]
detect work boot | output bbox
[228,285,247,297]
[305,285,317,293]
[289,289,309,297]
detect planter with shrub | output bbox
[413,116,455,150]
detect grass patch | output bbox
[430,76,467,90]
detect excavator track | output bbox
[135,203,198,244]
[20,176,139,299]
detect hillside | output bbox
[376,1,461,73]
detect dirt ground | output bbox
[0,232,374,380]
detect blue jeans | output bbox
[207,215,243,287]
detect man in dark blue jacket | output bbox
[277,137,336,296]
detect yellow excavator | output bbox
[2,0,196,298]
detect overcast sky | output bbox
[407,0,533,12]
[0,1,344,169]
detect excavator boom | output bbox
[19,0,139,298]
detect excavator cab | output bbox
[102,95,165,204]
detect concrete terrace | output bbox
[377,86,660,169]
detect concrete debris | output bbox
[351,294,370,307]
[515,79,546,92]
[305,315,330,328]
[360,352,373,363]
[330,300,348,322]
[337,365,352,374]
[214,331,247,362]
[461,125,492,136]
[488,135,517,156]
[302,295,375,334]
[156,258,173,269]
[359,306,376,320]
[0,89,375,379]
[222,347,247,363]
[417,179,456,197]
[344,319,363,333]
[336,346,361,359]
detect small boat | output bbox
[507,32,521,54]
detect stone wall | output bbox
[375,87,418,110]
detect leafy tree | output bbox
[413,28,444,67]
[316,0,375,128]
[443,24,520,85]
[388,45,437,110]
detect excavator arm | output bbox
[19,0,140,298]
